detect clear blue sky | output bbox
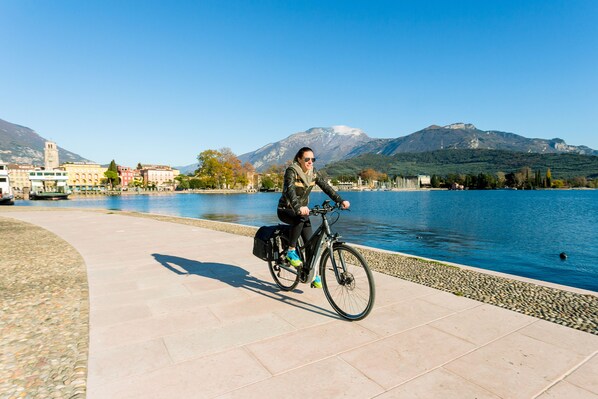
[1,0,596,167]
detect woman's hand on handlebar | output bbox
[340,200,350,210]
[299,206,310,216]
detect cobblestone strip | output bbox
[0,216,88,399]
[118,210,598,335]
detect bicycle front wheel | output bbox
[320,244,375,321]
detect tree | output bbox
[534,170,542,188]
[262,164,285,190]
[175,174,190,190]
[195,148,249,189]
[104,170,118,189]
[569,176,587,187]
[104,159,120,188]
[359,168,380,187]
[496,172,506,188]
[260,176,276,190]
[196,149,223,188]
[552,179,566,188]
[546,168,552,188]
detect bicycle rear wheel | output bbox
[268,260,300,291]
[268,233,300,291]
[320,243,375,320]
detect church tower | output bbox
[44,141,59,170]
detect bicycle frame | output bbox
[269,201,375,320]
[276,203,345,284]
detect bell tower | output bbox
[44,141,59,170]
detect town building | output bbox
[59,162,107,192]
[117,165,136,187]
[44,141,59,170]
[139,164,177,190]
[336,181,356,191]
[7,164,37,194]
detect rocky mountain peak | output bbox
[445,123,477,130]
[238,125,371,171]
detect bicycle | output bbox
[268,200,375,321]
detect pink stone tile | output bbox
[357,297,457,336]
[430,304,536,345]
[91,307,221,348]
[376,368,501,399]
[87,338,172,387]
[373,277,438,307]
[163,313,296,363]
[537,381,598,399]
[246,321,380,374]
[91,283,190,308]
[148,286,250,315]
[566,354,598,395]
[519,320,598,356]
[339,325,476,389]
[208,296,289,322]
[420,291,482,311]
[274,300,340,328]
[90,304,152,328]
[445,332,587,399]
[90,280,139,296]
[94,348,271,399]
[218,356,384,398]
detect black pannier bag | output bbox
[253,225,287,261]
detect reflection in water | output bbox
[201,213,241,223]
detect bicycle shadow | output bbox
[151,253,339,319]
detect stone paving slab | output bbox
[2,209,598,399]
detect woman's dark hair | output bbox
[293,147,313,163]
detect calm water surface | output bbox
[18,190,598,291]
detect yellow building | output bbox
[60,162,108,192]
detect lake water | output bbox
[17,190,598,292]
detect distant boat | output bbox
[29,170,71,200]
[0,162,15,205]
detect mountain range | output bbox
[0,118,90,165]
[1,116,596,174]
[238,123,598,172]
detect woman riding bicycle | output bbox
[277,147,350,287]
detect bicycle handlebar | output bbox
[309,200,345,216]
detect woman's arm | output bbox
[282,168,302,214]
[315,173,344,204]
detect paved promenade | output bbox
[3,210,598,398]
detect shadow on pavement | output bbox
[152,253,339,319]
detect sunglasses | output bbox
[303,157,316,163]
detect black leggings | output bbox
[277,208,312,249]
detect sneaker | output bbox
[311,275,322,289]
[286,249,303,267]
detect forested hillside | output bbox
[321,149,598,179]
